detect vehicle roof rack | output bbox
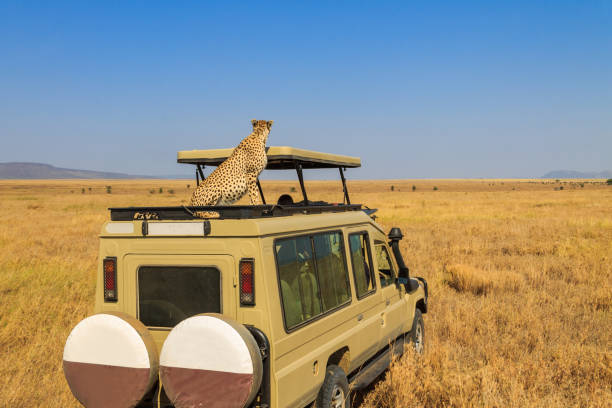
[109,204,364,221]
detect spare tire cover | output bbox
[63,312,159,408]
[160,313,263,408]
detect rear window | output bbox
[138,266,220,327]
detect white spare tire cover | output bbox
[63,312,159,408]
[160,313,263,408]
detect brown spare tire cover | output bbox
[160,313,263,408]
[63,312,159,408]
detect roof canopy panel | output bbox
[177,146,361,169]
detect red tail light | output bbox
[103,257,117,302]
[239,259,255,306]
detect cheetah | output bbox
[189,119,273,217]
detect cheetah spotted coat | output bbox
[189,119,273,217]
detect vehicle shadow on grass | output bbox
[350,371,387,408]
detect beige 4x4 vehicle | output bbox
[62,147,428,408]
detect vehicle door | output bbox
[124,254,236,353]
[345,229,384,366]
[373,239,405,349]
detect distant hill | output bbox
[541,170,612,179]
[0,162,156,179]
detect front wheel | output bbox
[410,309,425,354]
[315,364,350,408]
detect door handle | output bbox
[357,314,363,321]
[386,299,391,306]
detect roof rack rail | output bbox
[109,204,363,221]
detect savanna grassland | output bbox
[0,179,610,407]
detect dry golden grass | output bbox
[0,178,610,407]
[444,264,524,295]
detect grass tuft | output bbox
[445,264,523,295]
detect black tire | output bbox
[410,308,425,354]
[315,364,351,408]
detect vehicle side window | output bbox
[313,232,350,311]
[375,245,395,288]
[349,233,375,298]
[275,231,351,330]
[276,236,321,329]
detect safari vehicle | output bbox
[62,147,428,408]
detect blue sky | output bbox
[0,1,610,178]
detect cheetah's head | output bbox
[251,119,273,131]
[251,119,273,141]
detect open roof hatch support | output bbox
[196,164,206,186]
[256,178,266,205]
[295,163,309,205]
[339,167,351,205]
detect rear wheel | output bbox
[315,364,350,408]
[410,309,425,354]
